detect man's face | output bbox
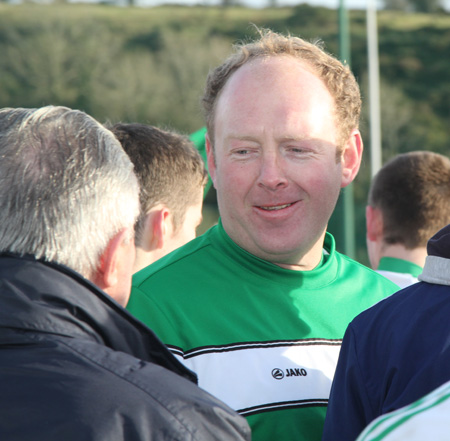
[207,56,354,268]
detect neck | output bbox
[379,243,427,269]
[133,248,162,274]
[273,239,325,271]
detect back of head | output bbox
[202,27,361,151]
[0,106,139,278]
[368,151,450,249]
[110,123,207,246]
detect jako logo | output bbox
[272,368,284,380]
[286,368,307,377]
[272,368,308,380]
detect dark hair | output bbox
[369,151,450,248]
[110,123,208,246]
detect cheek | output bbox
[295,162,342,203]
[218,162,255,194]
[312,160,342,187]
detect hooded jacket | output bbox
[0,253,250,441]
[322,224,450,441]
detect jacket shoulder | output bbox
[1,334,250,441]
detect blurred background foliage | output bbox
[0,2,448,265]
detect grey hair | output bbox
[0,106,139,278]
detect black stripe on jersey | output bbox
[238,398,328,416]
[167,338,342,359]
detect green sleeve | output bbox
[126,286,180,345]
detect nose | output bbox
[257,153,288,191]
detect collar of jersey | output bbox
[377,257,423,277]
[214,218,339,289]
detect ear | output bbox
[150,206,172,250]
[93,228,129,292]
[138,205,173,253]
[366,205,383,242]
[340,129,363,188]
[205,132,217,189]
[366,205,384,270]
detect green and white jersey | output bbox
[376,257,422,289]
[127,220,399,441]
[357,379,450,441]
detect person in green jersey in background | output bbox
[126,28,399,441]
[356,379,450,441]
[110,123,208,273]
[366,151,450,289]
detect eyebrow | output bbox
[224,135,259,143]
[225,133,315,142]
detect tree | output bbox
[384,0,444,12]
[383,0,409,10]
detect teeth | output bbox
[261,203,292,211]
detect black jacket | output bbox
[0,254,250,441]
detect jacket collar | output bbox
[419,225,450,286]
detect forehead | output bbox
[220,56,327,100]
[214,56,336,143]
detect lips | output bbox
[258,203,294,211]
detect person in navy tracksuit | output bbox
[323,224,450,441]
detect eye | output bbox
[230,147,256,158]
[228,141,260,160]
[285,145,306,155]
[283,140,315,155]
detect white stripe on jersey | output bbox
[170,340,341,414]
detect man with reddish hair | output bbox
[127,29,398,441]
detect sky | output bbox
[137,0,450,10]
[67,0,450,13]
[181,0,382,7]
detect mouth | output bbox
[257,203,294,211]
